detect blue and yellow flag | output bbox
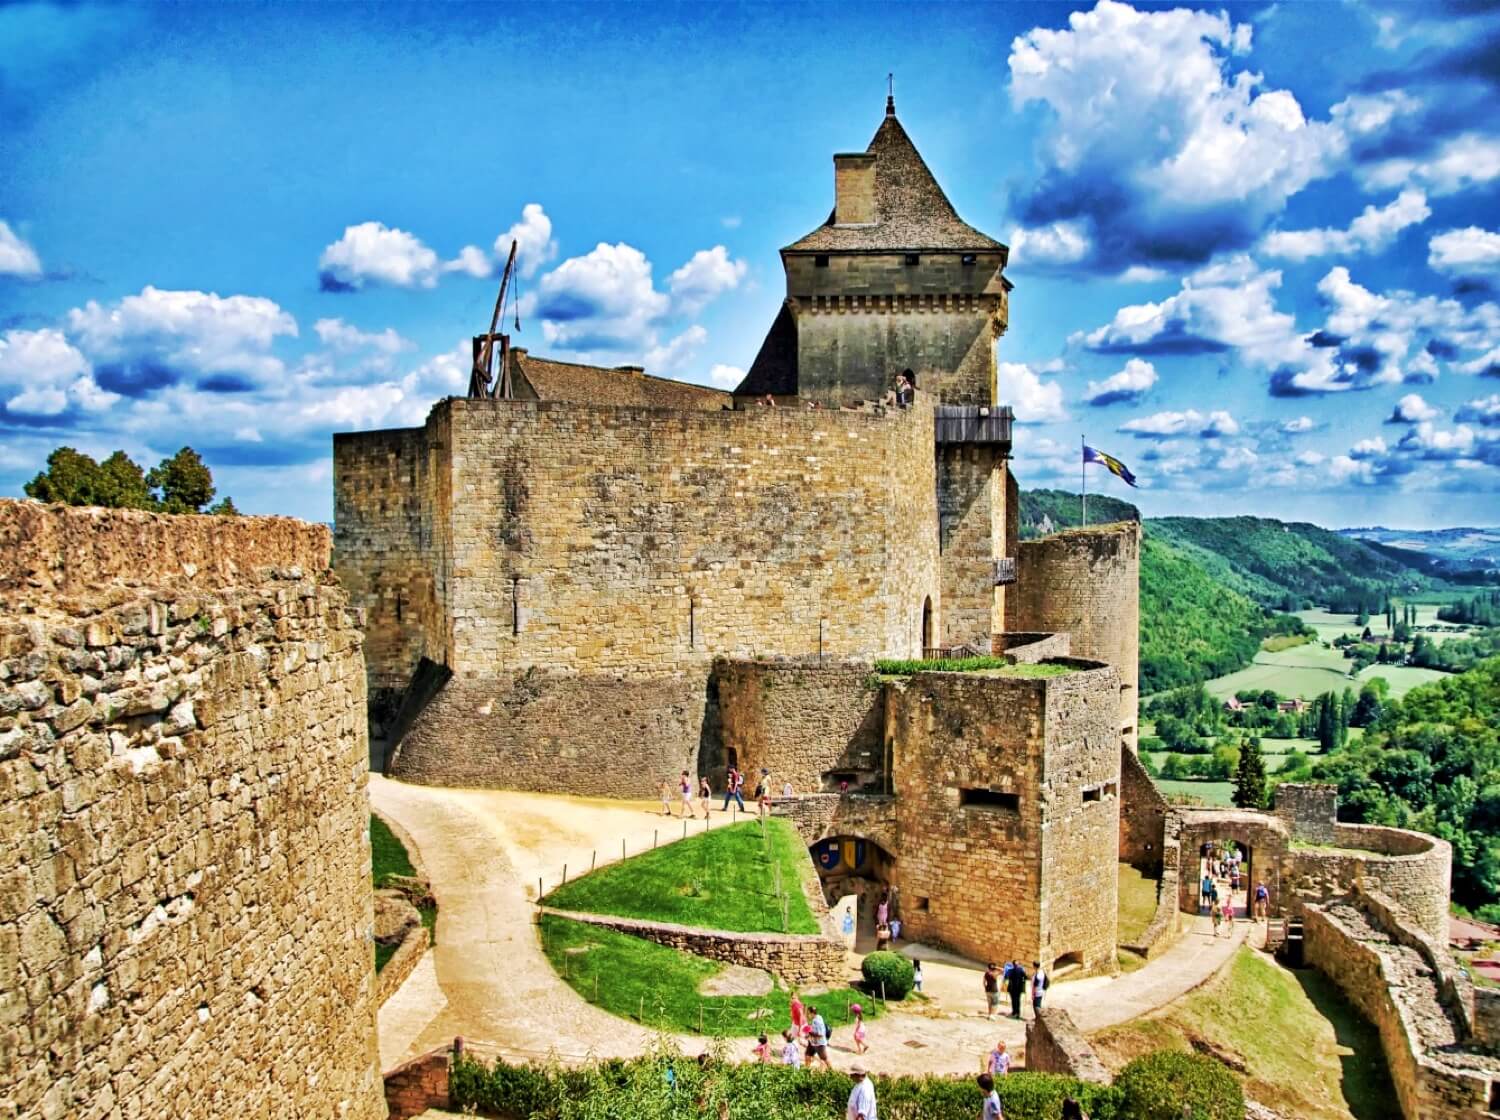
[1083,445,1138,487]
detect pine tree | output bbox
[1234,738,1268,809]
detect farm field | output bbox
[1297,606,1473,645]
[1201,641,1446,701]
[1154,780,1234,806]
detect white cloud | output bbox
[1261,189,1430,261]
[1083,358,1157,406]
[1329,91,1424,140]
[998,361,1068,422]
[444,244,493,279]
[645,325,708,375]
[1282,416,1316,433]
[1294,449,1325,466]
[1215,445,1258,471]
[530,241,670,352]
[319,222,441,290]
[708,363,744,388]
[1009,221,1092,268]
[1350,436,1388,459]
[1456,347,1500,377]
[0,328,114,416]
[668,246,748,316]
[494,203,558,278]
[1007,0,1347,272]
[313,318,411,355]
[1456,395,1500,426]
[1358,132,1500,197]
[1119,408,1238,438]
[1429,227,1500,279]
[1203,409,1239,436]
[1388,393,1440,423]
[0,220,42,277]
[720,216,742,230]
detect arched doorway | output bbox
[810,835,896,938]
[921,596,933,653]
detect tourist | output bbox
[790,990,805,1035]
[679,770,695,818]
[977,1073,1002,1120]
[875,923,892,952]
[894,373,914,408]
[985,1040,1010,1076]
[782,779,794,799]
[1031,960,1048,1014]
[889,916,902,942]
[1210,899,1224,937]
[781,1028,800,1066]
[983,962,1001,1020]
[758,781,772,820]
[722,766,745,813]
[660,778,673,816]
[805,1006,832,1069]
[1005,960,1027,1020]
[912,959,923,993]
[752,1033,771,1063]
[876,890,890,929]
[852,1003,868,1054]
[1255,881,1270,920]
[1061,1098,1088,1120]
[847,1065,877,1120]
[1200,872,1213,912]
[698,774,712,814]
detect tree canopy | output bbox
[24,446,238,515]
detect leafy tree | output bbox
[24,446,106,506]
[146,447,216,513]
[96,450,155,509]
[208,496,241,516]
[1234,739,1268,809]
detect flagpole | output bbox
[1081,435,1088,528]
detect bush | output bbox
[1114,1050,1242,1120]
[860,951,915,1001]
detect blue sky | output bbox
[1,0,1498,527]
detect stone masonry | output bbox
[0,501,383,1120]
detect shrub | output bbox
[1114,1050,1243,1120]
[860,951,915,1001]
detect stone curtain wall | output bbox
[540,908,847,988]
[1283,824,1451,941]
[1038,663,1123,975]
[937,446,1005,649]
[0,501,382,1120]
[1024,1008,1113,1083]
[1119,744,1167,871]
[1274,783,1339,844]
[1007,522,1140,751]
[715,660,884,795]
[771,793,901,859]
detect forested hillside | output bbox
[1018,488,1139,539]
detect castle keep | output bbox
[334,99,1139,973]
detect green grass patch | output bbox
[539,914,878,1037]
[1153,779,1235,807]
[1118,863,1160,944]
[543,819,818,934]
[874,656,1076,677]
[1090,947,1396,1120]
[1261,633,1314,653]
[374,941,399,972]
[371,813,415,885]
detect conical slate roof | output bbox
[785,105,1006,254]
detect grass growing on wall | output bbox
[538,915,879,1038]
[543,820,819,935]
[873,656,1077,677]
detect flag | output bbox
[1083,445,1138,487]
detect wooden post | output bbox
[562,863,567,883]
[591,850,596,872]
[538,877,543,899]
[622,838,627,861]
[684,820,689,840]
[654,829,658,849]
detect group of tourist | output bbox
[1199,841,1272,936]
[981,959,1047,1020]
[662,767,791,820]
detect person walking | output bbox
[983,963,1001,1020]
[852,1004,868,1054]
[698,775,712,815]
[1200,872,1213,913]
[789,990,805,1037]
[1211,898,1224,937]
[780,1028,800,1066]
[805,1007,832,1070]
[1031,961,1048,1015]
[1255,881,1270,920]
[912,959,923,994]
[977,1073,1002,1120]
[752,1033,771,1063]
[1005,960,1027,1020]
[722,766,745,813]
[679,770,695,818]
[660,778,673,816]
[876,891,890,930]
[846,1065,877,1120]
[984,1040,1010,1076]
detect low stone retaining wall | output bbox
[384,1045,451,1120]
[541,907,848,988]
[1124,810,1182,959]
[377,922,429,1007]
[1024,1008,1112,1083]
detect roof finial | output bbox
[886,73,895,116]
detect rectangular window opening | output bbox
[814,254,830,268]
[1489,1080,1500,1112]
[961,253,977,266]
[904,253,920,267]
[915,896,930,912]
[1083,786,1102,804]
[959,787,1020,812]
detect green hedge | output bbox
[860,951,915,1001]
[1114,1050,1243,1120]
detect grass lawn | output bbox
[543,819,819,935]
[1154,779,1235,807]
[1090,947,1397,1120]
[1118,863,1160,944]
[539,914,881,1037]
[371,813,436,968]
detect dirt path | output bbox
[371,776,1253,1076]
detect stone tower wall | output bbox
[0,501,382,1120]
[1007,522,1140,751]
[936,445,1003,647]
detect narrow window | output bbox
[915,897,930,912]
[961,254,977,266]
[814,254,830,268]
[511,577,521,635]
[904,253,920,267]
[1083,786,1102,804]
[959,788,1020,812]
[690,599,696,648]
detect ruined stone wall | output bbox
[1024,1008,1112,1083]
[1119,744,1167,872]
[1280,824,1451,941]
[714,660,884,795]
[1007,523,1139,752]
[1274,782,1339,844]
[0,501,382,1120]
[937,446,1002,648]
[1037,663,1122,975]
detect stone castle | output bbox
[333,97,1140,976]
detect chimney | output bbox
[833,152,877,226]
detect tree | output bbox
[24,446,106,506]
[96,451,155,509]
[1234,738,1268,809]
[208,496,241,516]
[147,447,216,513]
[1351,680,1387,727]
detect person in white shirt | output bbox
[1031,961,1048,1014]
[977,1073,1002,1119]
[847,1065,877,1120]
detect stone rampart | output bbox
[1024,1008,1112,1083]
[715,659,883,795]
[1274,782,1338,844]
[1280,825,1450,941]
[1119,744,1167,871]
[992,631,1071,662]
[0,502,382,1120]
[540,908,847,988]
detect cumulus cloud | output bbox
[319,222,441,290]
[1009,221,1091,269]
[668,246,748,316]
[1119,408,1238,439]
[1357,132,1500,197]
[998,362,1068,422]
[708,363,744,388]
[313,318,411,355]
[1282,416,1317,433]
[530,242,670,352]
[1429,226,1500,279]
[1387,393,1440,423]
[1260,189,1430,261]
[1007,1,1348,273]
[1083,358,1157,406]
[0,221,42,277]
[645,326,708,375]
[1456,394,1500,426]
[494,203,558,278]
[67,286,297,396]
[1455,347,1500,377]
[444,245,494,279]
[0,328,115,418]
